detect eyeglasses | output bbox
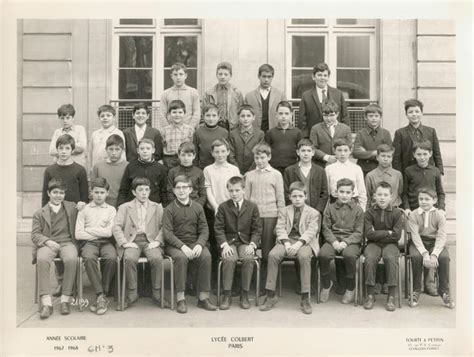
[175,185,190,190]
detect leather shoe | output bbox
[385,296,396,312]
[123,296,138,310]
[363,295,375,310]
[197,298,217,311]
[240,295,250,310]
[300,299,312,314]
[259,296,278,311]
[60,302,70,315]
[341,289,355,304]
[176,300,187,314]
[52,285,62,297]
[220,295,231,310]
[40,305,53,319]
[152,296,171,309]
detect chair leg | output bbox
[278,263,282,297]
[217,260,222,308]
[404,255,409,299]
[315,259,320,304]
[255,259,260,306]
[78,257,83,312]
[116,257,121,308]
[354,259,359,307]
[398,256,402,309]
[170,258,174,310]
[408,259,413,307]
[161,259,165,309]
[121,258,126,311]
[34,264,39,305]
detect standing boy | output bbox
[215,176,262,310]
[260,182,320,314]
[310,100,352,168]
[363,182,403,311]
[123,102,164,163]
[265,101,303,175]
[228,104,265,174]
[161,99,194,170]
[193,103,229,170]
[32,178,79,319]
[159,63,201,130]
[244,64,286,133]
[49,103,87,168]
[163,175,217,313]
[319,178,364,304]
[353,103,392,177]
[113,177,166,309]
[75,178,117,315]
[202,62,244,131]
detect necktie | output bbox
[235,202,240,212]
[321,89,327,103]
[329,124,335,138]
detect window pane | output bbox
[292,36,325,67]
[292,69,313,99]
[164,36,197,68]
[118,69,153,100]
[337,36,370,68]
[119,19,153,26]
[337,69,370,100]
[336,19,376,26]
[164,69,197,90]
[164,19,198,26]
[119,36,153,68]
[291,18,325,25]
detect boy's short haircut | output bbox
[412,140,433,153]
[106,134,125,149]
[57,103,76,117]
[97,104,116,116]
[336,178,355,191]
[56,133,76,150]
[211,138,230,151]
[178,141,196,155]
[47,177,67,192]
[404,98,424,113]
[276,100,292,112]
[377,144,394,155]
[375,181,392,194]
[258,64,275,76]
[227,176,245,189]
[202,103,219,116]
[168,99,186,113]
[237,104,255,116]
[170,62,188,73]
[252,143,271,156]
[173,175,192,188]
[333,138,351,150]
[216,61,233,75]
[313,62,331,75]
[90,177,110,191]
[417,187,437,199]
[131,177,151,190]
[132,102,150,115]
[297,138,314,150]
[138,137,155,148]
[322,99,339,114]
[289,181,306,195]
[364,103,383,117]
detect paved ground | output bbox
[16,243,456,329]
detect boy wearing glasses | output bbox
[309,100,352,168]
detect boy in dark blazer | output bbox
[298,63,350,137]
[214,176,262,310]
[122,102,164,162]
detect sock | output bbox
[388,286,396,297]
[241,290,248,299]
[267,290,275,298]
[41,295,52,306]
[60,295,70,303]
[321,275,331,289]
[199,291,209,300]
[177,291,185,302]
[223,290,231,298]
[367,285,375,295]
[346,278,355,291]
[301,292,309,300]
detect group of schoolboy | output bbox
[32,60,454,321]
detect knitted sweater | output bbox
[42,162,89,206]
[192,125,229,169]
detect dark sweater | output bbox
[167,164,207,206]
[265,126,303,169]
[364,205,403,245]
[402,164,445,210]
[117,159,168,206]
[353,126,392,174]
[162,199,209,248]
[42,162,89,206]
[193,125,229,169]
[322,200,364,245]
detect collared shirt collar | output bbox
[257,165,273,173]
[170,122,185,129]
[417,207,436,215]
[48,202,62,213]
[89,201,108,208]
[371,203,393,211]
[375,166,393,175]
[61,125,75,133]
[171,84,188,91]
[240,125,254,135]
[276,123,292,130]
[217,83,230,90]
[175,198,191,207]
[334,199,355,209]
[326,120,338,128]
[366,126,379,134]
[408,123,423,132]
[100,125,117,134]
[134,199,148,208]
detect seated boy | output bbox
[161,99,195,170]
[113,177,166,309]
[319,178,364,304]
[49,103,87,168]
[260,182,320,314]
[32,177,79,319]
[363,182,403,311]
[163,175,217,313]
[407,188,454,309]
[214,176,262,310]
[75,178,117,315]
[325,138,367,211]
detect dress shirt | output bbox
[162,123,194,155]
[75,201,116,241]
[135,124,146,142]
[136,199,148,234]
[259,87,270,100]
[49,125,87,167]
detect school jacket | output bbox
[214,199,262,247]
[112,200,164,256]
[202,83,244,130]
[275,205,321,256]
[31,201,78,264]
[283,163,329,214]
[309,122,352,166]
[228,127,265,174]
[122,125,164,162]
[244,87,287,131]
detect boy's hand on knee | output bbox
[221,243,233,259]
[181,245,194,259]
[147,241,160,250]
[422,252,431,268]
[192,244,203,258]
[284,242,292,255]
[45,240,60,252]
[332,241,341,252]
[123,242,138,249]
[339,242,348,251]
[430,255,439,268]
